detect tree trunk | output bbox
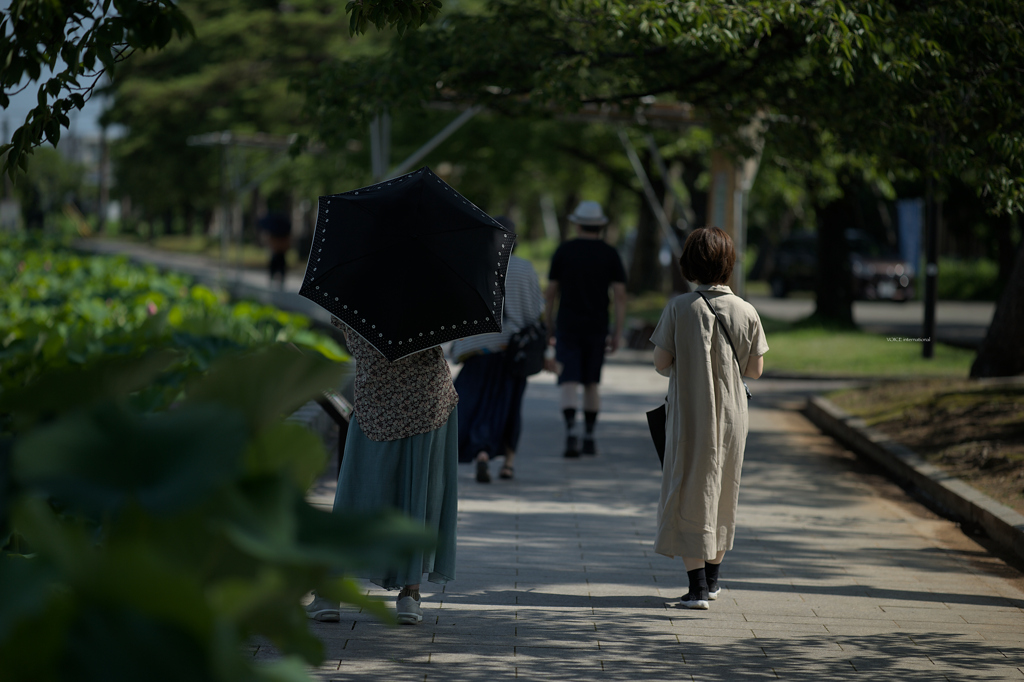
[813,197,855,326]
[184,203,196,237]
[628,199,661,294]
[971,237,1024,377]
[559,191,578,242]
[628,164,665,294]
[162,209,174,237]
[995,213,1017,289]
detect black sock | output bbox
[705,561,721,590]
[563,408,576,431]
[584,410,597,437]
[686,567,708,597]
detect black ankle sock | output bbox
[563,408,577,430]
[686,567,708,596]
[705,561,721,589]
[584,410,597,436]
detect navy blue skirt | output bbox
[454,353,528,463]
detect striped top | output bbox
[449,255,543,362]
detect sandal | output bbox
[475,458,491,483]
[499,465,514,480]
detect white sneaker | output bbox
[304,592,340,622]
[396,595,423,624]
[680,591,710,610]
[708,585,721,600]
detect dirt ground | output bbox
[830,379,1024,515]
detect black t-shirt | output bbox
[548,238,627,335]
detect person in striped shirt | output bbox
[450,216,544,482]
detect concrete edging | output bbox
[805,395,1024,564]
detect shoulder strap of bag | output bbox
[696,291,745,379]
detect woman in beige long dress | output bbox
[650,227,769,610]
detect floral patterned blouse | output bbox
[333,317,458,442]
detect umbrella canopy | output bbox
[298,167,516,362]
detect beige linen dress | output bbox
[650,284,769,560]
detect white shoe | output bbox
[396,595,423,624]
[304,592,340,622]
[680,591,710,610]
[708,585,721,600]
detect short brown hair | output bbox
[678,227,735,285]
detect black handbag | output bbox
[646,402,667,467]
[505,320,547,378]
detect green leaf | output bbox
[183,344,349,434]
[12,402,248,516]
[255,656,317,682]
[319,576,394,624]
[244,421,327,490]
[0,554,57,643]
[0,350,181,423]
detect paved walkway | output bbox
[76,239,1021,678]
[295,366,1024,681]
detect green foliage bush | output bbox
[0,346,432,682]
[0,234,347,409]
[936,258,1001,301]
[0,236,424,680]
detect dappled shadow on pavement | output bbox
[284,607,1024,681]
[288,368,1024,680]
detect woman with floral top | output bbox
[305,317,459,626]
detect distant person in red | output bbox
[259,212,291,288]
[544,200,627,458]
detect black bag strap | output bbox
[696,291,749,390]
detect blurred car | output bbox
[766,229,915,301]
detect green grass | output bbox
[625,285,975,378]
[761,317,975,377]
[626,291,669,326]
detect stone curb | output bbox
[805,394,1024,565]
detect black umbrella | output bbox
[298,167,516,362]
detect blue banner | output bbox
[896,198,924,273]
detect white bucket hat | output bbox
[568,200,609,226]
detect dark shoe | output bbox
[680,589,710,610]
[564,435,580,458]
[475,459,491,483]
[499,465,514,480]
[708,583,721,600]
[581,437,597,455]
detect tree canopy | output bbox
[1,0,192,178]
[305,0,1024,214]
[0,0,439,181]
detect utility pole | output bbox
[2,119,10,199]
[97,125,109,232]
[922,174,938,358]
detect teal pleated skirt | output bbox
[332,407,458,589]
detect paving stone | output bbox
[277,366,1024,681]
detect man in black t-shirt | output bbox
[544,200,627,458]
